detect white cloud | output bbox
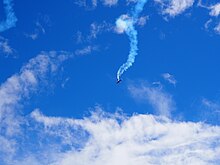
[162,73,177,86]
[26,109,220,165]
[195,98,220,125]
[25,22,45,40]
[204,19,212,30]
[214,22,220,34]
[197,1,220,34]
[61,77,70,88]
[126,0,138,5]
[24,15,51,40]
[76,22,113,44]
[137,16,148,27]
[92,0,98,7]
[202,98,220,113]
[75,31,84,43]
[74,0,117,8]
[199,1,220,17]
[0,51,70,163]
[74,0,97,9]
[128,83,175,117]
[89,22,113,39]
[75,45,98,55]
[73,0,86,8]
[0,36,15,56]
[155,0,194,17]
[0,136,16,154]
[209,3,220,17]
[102,0,118,6]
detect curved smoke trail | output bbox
[0,0,17,32]
[116,0,148,81]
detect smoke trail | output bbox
[116,0,148,81]
[0,0,17,32]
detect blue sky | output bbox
[1,0,220,164]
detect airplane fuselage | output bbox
[116,79,122,84]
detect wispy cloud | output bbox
[214,23,220,34]
[197,1,220,34]
[155,0,194,17]
[195,98,220,125]
[209,3,220,34]
[24,15,51,40]
[0,0,17,32]
[74,0,95,9]
[0,51,71,164]
[137,16,148,27]
[204,19,212,30]
[74,22,112,56]
[76,21,113,44]
[209,3,220,17]
[101,0,118,7]
[202,98,220,113]
[61,77,70,88]
[128,82,175,117]
[75,45,98,55]
[0,36,15,57]
[74,0,118,9]
[162,73,177,86]
[0,51,70,136]
[89,22,113,39]
[24,22,45,40]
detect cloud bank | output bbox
[11,109,220,165]
[0,51,219,164]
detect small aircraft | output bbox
[116,79,122,84]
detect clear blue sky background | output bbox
[1,1,220,164]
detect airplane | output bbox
[116,79,122,84]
